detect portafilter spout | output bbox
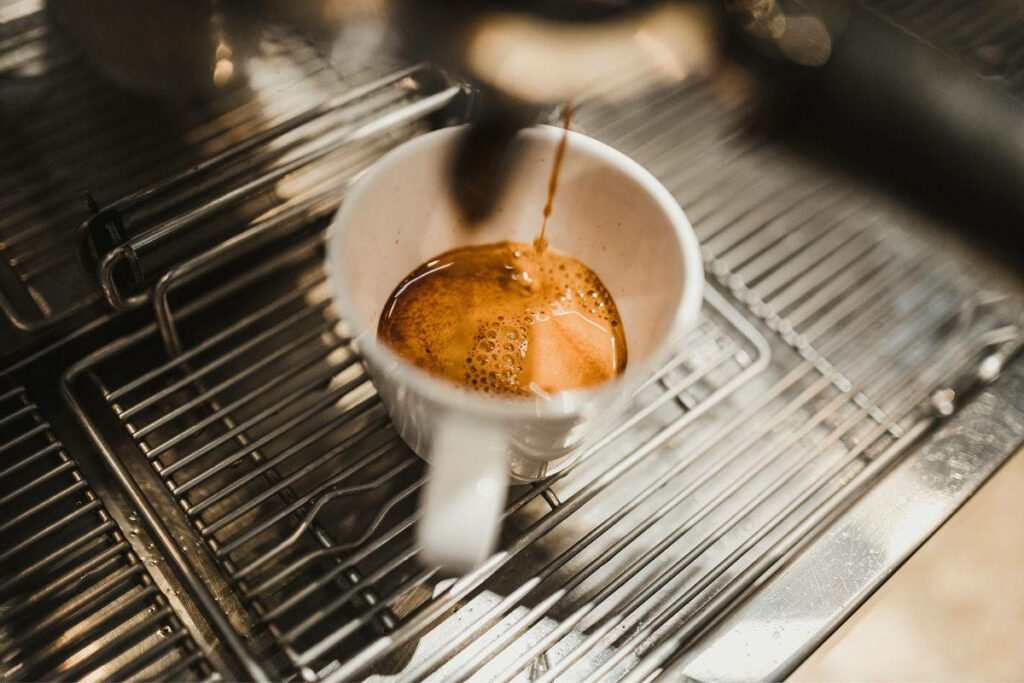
[393,0,719,223]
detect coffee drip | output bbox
[535,104,572,255]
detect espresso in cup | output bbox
[377,106,628,398]
[378,240,627,397]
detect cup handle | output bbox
[417,413,508,572]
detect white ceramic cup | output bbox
[326,124,703,572]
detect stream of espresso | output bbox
[378,106,628,397]
[535,104,573,254]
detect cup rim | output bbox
[325,123,704,419]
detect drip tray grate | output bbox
[0,1,454,331]
[64,235,770,680]
[61,85,1023,683]
[0,380,218,682]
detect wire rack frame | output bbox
[0,1,439,331]
[61,233,776,680]
[327,269,1019,683]
[0,380,219,682]
[61,230,1023,682]
[59,126,1024,679]
[86,66,464,310]
[0,18,325,328]
[58,74,1024,683]
[527,85,1024,683]
[575,81,1024,389]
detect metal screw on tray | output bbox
[931,388,956,417]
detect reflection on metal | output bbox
[0,381,217,681]
[4,0,1017,677]
[0,2,457,333]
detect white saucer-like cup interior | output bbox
[334,125,695,384]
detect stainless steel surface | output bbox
[864,0,1024,100]
[2,0,1023,680]
[47,59,1024,683]
[671,360,1024,683]
[0,379,217,681]
[0,0,448,334]
[56,73,1024,674]
[88,64,463,310]
[62,234,770,681]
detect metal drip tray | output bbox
[1,0,1022,679]
[60,94,1023,676]
[0,380,217,682]
[62,236,767,679]
[0,1,458,336]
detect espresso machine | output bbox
[0,1,1022,681]
[39,0,1024,237]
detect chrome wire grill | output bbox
[0,0,455,330]
[0,380,217,682]
[65,235,769,680]
[0,0,1005,676]
[61,73,1024,680]
[64,207,1022,682]
[84,64,461,310]
[571,84,1023,679]
[576,82,1021,365]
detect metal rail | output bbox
[62,231,771,680]
[90,69,463,309]
[0,1,456,331]
[0,4,331,328]
[56,78,1024,682]
[0,380,219,682]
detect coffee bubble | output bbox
[378,241,627,397]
